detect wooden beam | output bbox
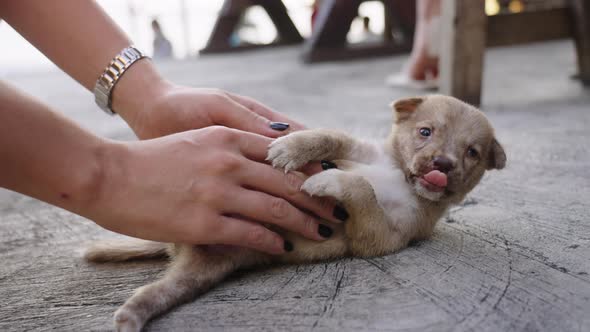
[487,9,571,47]
[439,0,487,106]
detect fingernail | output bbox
[270,122,290,131]
[333,205,349,222]
[321,160,337,170]
[284,240,294,252]
[318,224,333,238]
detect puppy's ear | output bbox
[390,97,424,123]
[487,138,506,170]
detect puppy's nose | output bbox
[433,156,454,174]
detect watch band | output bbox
[94,46,148,115]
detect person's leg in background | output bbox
[386,0,441,88]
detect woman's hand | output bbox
[89,126,342,254]
[111,60,304,139]
[135,85,304,139]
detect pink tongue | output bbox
[424,170,448,187]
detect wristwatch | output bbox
[94,46,148,115]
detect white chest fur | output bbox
[350,145,418,228]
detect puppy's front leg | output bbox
[267,129,377,172]
[302,170,408,257]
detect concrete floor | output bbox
[1,40,589,331]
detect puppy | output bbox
[85,95,506,332]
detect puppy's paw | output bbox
[267,134,313,172]
[114,306,143,332]
[301,170,345,200]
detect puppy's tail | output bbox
[83,239,169,263]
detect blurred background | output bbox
[0,0,563,74]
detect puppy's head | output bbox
[390,95,506,204]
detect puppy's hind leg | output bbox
[114,245,238,332]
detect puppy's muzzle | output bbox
[432,156,455,174]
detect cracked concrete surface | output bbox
[1,40,589,331]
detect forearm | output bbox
[0,0,167,123]
[0,0,129,90]
[0,81,108,215]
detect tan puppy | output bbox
[85,95,506,332]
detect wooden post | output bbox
[439,0,487,106]
[570,0,590,85]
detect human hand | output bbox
[111,61,304,139]
[136,85,304,139]
[88,126,343,254]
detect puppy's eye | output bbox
[419,128,431,137]
[467,147,479,158]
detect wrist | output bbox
[67,138,120,220]
[110,59,173,132]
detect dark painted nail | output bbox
[318,224,333,238]
[284,240,294,252]
[333,205,349,222]
[321,160,337,170]
[270,122,290,131]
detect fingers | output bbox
[226,93,307,132]
[225,188,330,242]
[223,131,326,174]
[211,129,343,225]
[299,161,325,176]
[214,216,287,255]
[218,128,272,162]
[238,162,343,224]
[225,93,276,121]
[209,96,281,138]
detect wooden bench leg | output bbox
[302,0,415,63]
[439,0,487,106]
[201,0,302,54]
[303,0,362,57]
[571,0,590,85]
[262,0,303,43]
